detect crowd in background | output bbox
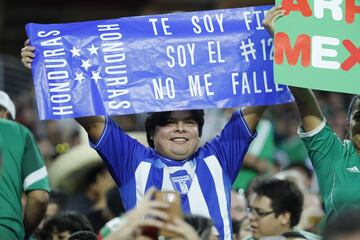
[3,89,356,239]
[0,0,359,239]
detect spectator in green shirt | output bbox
[0,91,50,239]
[263,6,360,222]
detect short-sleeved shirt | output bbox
[298,120,360,221]
[232,119,275,190]
[91,110,255,240]
[0,119,50,240]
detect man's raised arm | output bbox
[262,6,324,132]
[21,39,107,142]
[75,116,105,143]
[241,106,267,133]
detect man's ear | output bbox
[279,212,291,226]
[0,110,9,120]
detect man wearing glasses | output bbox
[245,178,319,240]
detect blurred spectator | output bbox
[86,186,125,233]
[284,162,314,190]
[38,211,94,240]
[201,109,276,191]
[322,208,360,240]
[0,90,50,239]
[231,190,248,223]
[184,215,218,240]
[36,190,68,232]
[233,119,276,191]
[105,186,125,219]
[230,190,251,240]
[65,164,115,214]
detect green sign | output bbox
[274,0,360,94]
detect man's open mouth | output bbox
[171,137,188,142]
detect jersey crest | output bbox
[170,170,192,194]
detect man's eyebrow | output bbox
[168,117,195,121]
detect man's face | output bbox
[231,191,247,222]
[349,99,360,139]
[153,111,200,161]
[248,194,289,239]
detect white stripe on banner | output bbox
[135,161,151,204]
[23,166,48,190]
[188,174,211,218]
[204,155,231,240]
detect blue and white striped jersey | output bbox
[91,110,256,240]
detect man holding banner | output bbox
[20,6,295,239]
[263,5,360,223]
[22,51,266,239]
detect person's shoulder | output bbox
[0,118,28,132]
[294,228,321,240]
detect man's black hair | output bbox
[252,177,304,227]
[68,231,97,240]
[184,215,214,240]
[145,110,204,148]
[39,211,94,239]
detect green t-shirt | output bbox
[0,119,50,240]
[299,120,360,221]
[233,119,275,190]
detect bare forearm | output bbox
[241,106,267,133]
[290,87,324,132]
[24,191,49,239]
[243,154,269,173]
[75,116,105,142]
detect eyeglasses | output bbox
[247,207,275,218]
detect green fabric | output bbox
[0,119,50,240]
[300,122,360,221]
[0,225,17,240]
[232,120,275,190]
[279,136,309,163]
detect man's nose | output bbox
[175,121,185,131]
[247,210,256,221]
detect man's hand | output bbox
[106,187,170,240]
[163,218,200,240]
[21,39,35,69]
[262,5,286,37]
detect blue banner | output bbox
[26,5,293,120]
